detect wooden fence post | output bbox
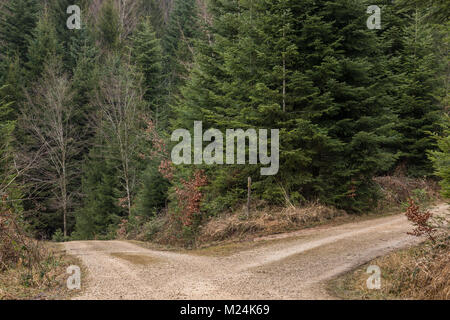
[247,177,252,218]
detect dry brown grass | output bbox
[374,176,440,208]
[132,176,440,249]
[330,238,450,300]
[329,206,450,301]
[1,201,85,300]
[0,242,84,300]
[197,202,347,245]
[131,202,349,249]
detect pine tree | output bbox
[298,0,397,209]
[0,85,15,192]
[71,29,99,126]
[0,56,24,118]
[140,0,171,39]
[134,161,170,218]
[429,115,450,200]
[175,0,398,211]
[74,57,152,238]
[393,8,442,176]
[0,0,40,64]
[73,153,122,239]
[398,0,450,24]
[49,0,92,72]
[162,0,201,98]
[26,12,63,81]
[97,0,121,52]
[131,18,165,125]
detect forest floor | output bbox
[62,203,449,299]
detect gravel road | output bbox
[64,203,449,300]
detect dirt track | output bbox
[64,203,449,300]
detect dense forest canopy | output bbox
[0,0,448,241]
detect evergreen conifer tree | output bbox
[0,0,40,64]
[26,13,63,80]
[175,0,398,211]
[74,153,122,239]
[163,0,201,99]
[131,18,165,124]
[393,8,442,176]
[49,0,91,72]
[429,115,450,200]
[97,0,121,52]
[0,85,15,189]
[134,161,170,218]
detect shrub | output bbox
[0,199,47,274]
[404,199,436,242]
[142,217,165,241]
[51,229,65,242]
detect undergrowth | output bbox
[1,201,80,300]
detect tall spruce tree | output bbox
[0,0,40,116]
[133,160,170,219]
[140,0,171,39]
[26,12,63,81]
[429,115,450,200]
[74,57,149,238]
[97,0,121,52]
[0,0,40,65]
[49,0,91,72]
[90,56,148,217]
[70,28,99,130]
[131,18,165,125]
[162,0,201,99]
[393,8,442,176]
[73,151,122,239]
[0,85,15,194]
[175,0,398,211]
[0,56,24,117]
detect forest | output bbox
[0,0,448,245]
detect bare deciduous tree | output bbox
[93,57,146,217]
[22,60,83,237]
[116,0,139,41]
